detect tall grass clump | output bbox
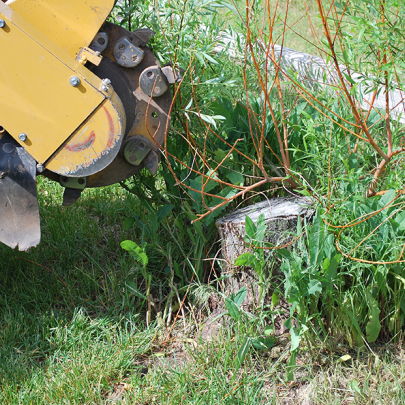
[115,0,405,375]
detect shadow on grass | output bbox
[0,180,157,403]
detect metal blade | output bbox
[0,135,40,251]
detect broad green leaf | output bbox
[339,354,352,362]
[121,240,148,267]
[264,325,274,336]
[271,292,279,307]
[322,257,330,271]
[348,153,358,171]
[226,171,244,185]
[277,248,292,260]
[349,380,362,396]
[121,240,137,252]
[124,217,135,231]
[234,252,257,267]
[214,148,227,163]
[308,280,322,296]
[199,171,220,194]
[157,204,174,223]
[379,189,395,211]
[323,254,341,291]
[394,211,405,231]
[251,337,276,350]
[225,297,241,321]
[233,287,247,307]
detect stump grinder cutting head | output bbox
[0,0,178,250]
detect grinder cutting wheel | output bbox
[0,0,178,250]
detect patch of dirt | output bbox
[105,382,131,402]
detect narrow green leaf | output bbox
[245,215,257,239]
[287,350,296,381]
[309,211,324,268]
[366,297,381,342]
[343,49,350,65]
[202,52,218,65]
[343,72,356,84]
[236,338,251,370]
[290,327,300,351]
[125,281,147,300]
[256,214,266,242]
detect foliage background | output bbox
[2,0,405,402]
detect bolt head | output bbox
[102,78,111,86]
[18,133,27,142]
[101,85,108,92]
[37,164,44,173]
[0,20,5,29]
[2,143,15,154]
[69,76,81,87]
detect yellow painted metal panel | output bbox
[0,4,105,163]
[6,0,115,57]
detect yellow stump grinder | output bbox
[0,0,177,250]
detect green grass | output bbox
[218,0,323,55]
[0,177,404,404]
[0,178,154,403]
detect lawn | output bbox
[1,178,404,404]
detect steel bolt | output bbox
[101,85,108,92]
[102,78,111,86]
[37,164,44,173]
[69,76,81,87]
[0,20,5,29]
[19,133,27,142]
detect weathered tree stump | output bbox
[201,197,313,339]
